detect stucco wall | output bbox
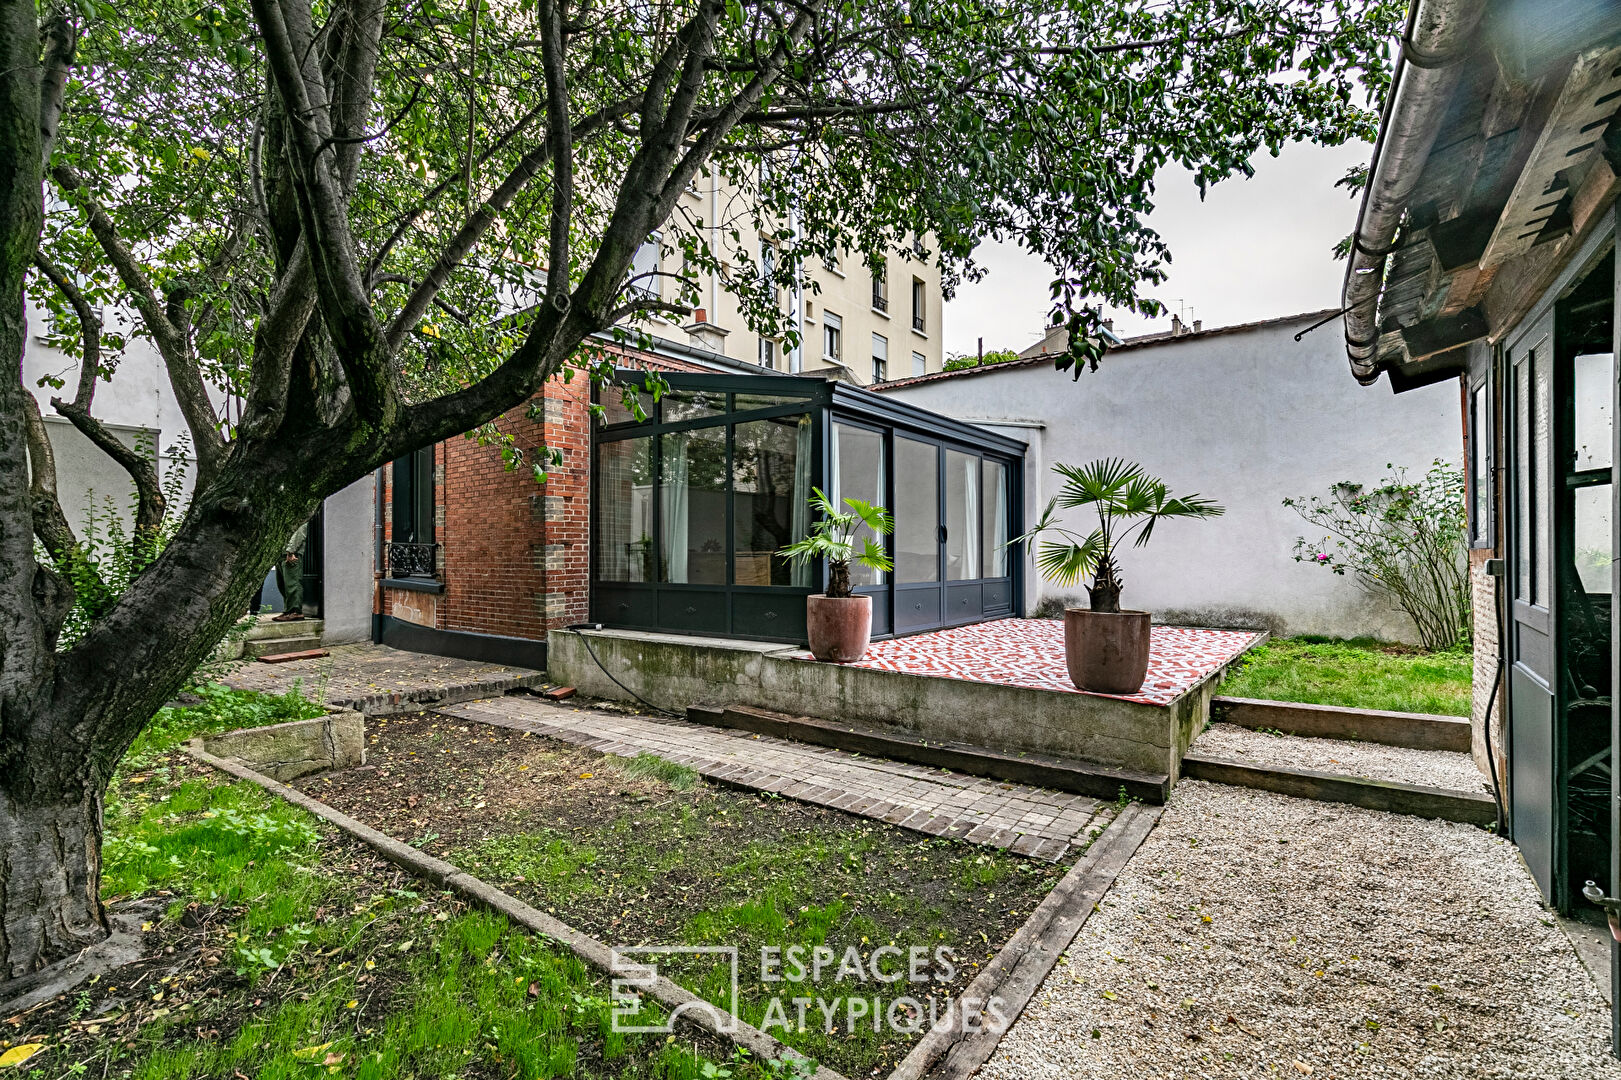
[879,312,1463,642]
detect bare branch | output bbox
[38,12,75,167]
[21,386,77,559]
[31,252,99,409]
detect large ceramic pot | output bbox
[806,594,873,663]
[1063,608,1151,694]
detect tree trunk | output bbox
[827,559,851,599]
[0,784,106,981]
[1088,555,1122,613]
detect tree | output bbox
[943,347,1021,372]
[0,0,1401,977]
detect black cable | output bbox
[562,623,683,718]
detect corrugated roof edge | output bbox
[871,308,1343,392]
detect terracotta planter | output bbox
[806,594,873,662]
[1063,608,1151,694]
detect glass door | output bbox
[893,435,942,634]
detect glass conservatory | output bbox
[591,371,1027,642]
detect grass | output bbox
[11,690,776,1080]
[1218,636,1473,716]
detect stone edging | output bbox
[182,740,845,1080]
[333,674,547,716]
[1181,753,1497,825]
[1211,696,1471,752]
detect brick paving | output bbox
[440,696,1113,861]
[223,643,545,714]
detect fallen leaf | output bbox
[292,1043,333,1061]
[579,773,594,779]
[0,1044,45,1068]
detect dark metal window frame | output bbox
[590,370,1026,643]
[389,444,437,579]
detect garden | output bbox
[2,688,1093,1080]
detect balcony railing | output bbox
[912,314,926,333]
[872,290,888,313]
[387,541,439,580]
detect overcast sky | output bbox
[942,140,1372,357]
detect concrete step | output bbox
[245,616,326,643]
[1180,753,1497,826]
[244,633,324,658]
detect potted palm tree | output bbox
[1015,459,1223,694]
[780,488,895,662]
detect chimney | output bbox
[1171,314,1184,336]
[1102,318,1114,332]
[1193,319,1202,333]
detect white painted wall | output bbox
[880,311,1464,642]
[20,299,376,637]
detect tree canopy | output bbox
[0,0,1401,978]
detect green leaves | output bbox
[778,488,896,590]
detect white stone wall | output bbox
[1470,551,1505,781]
[879,312,1464,642]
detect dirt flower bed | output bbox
[4,747,765,1080]
[297,711,1092,1077]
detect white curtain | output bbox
[791,416,812,586]
[963,454,979,579]
[991,464,1008,576]
[661,432,690,582]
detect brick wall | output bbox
[381,343,707,642]
[1469,549,1504,786]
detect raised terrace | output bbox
[548,618,1263,793]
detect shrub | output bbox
[1285,459,1469,651]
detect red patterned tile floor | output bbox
[848,619,1263,706]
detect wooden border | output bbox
[886,803,1163,1080]
[1181,753,1497,825]
[1211,696,1471,752]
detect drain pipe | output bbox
[1342,0,1485,384]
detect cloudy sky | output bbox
[942,140,1372,357]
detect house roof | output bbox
[871,308,1340,392]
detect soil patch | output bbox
[297,711,1087,1076]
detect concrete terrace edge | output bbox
[886,803,1164,1080]
[548,628,1260,780]
[691,704,1170,803]
[181,740,846,1080]
[1210,696,1472,752]
[1180,753,1499,826]
[331,672,548,716]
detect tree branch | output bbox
[50,164,227,481]
[37,12,75,167]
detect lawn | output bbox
[1217,636,1473,716]
[298,712,1100,1076]
[5,687,763,1080]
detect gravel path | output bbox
[1193,722,1489,793]
[980,780,1617,1080]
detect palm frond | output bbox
[1053,457,1141,509]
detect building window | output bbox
[872,263,888,313]
[389,445,436,578]
[911,278,926,334]
[823,311,842,362]
[912,350,927,377]
[629,232,660,298]
[759,337,776,369]
[826,251,843,276]
[871,333,888,383]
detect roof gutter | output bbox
[1342,0,1487,384]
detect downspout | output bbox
[372,464,386,644]
[1342,0,1486,384]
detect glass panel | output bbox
[1515,355,1532,601]
[1573,484,1613,594]
[982,459,1009,578]
[601,387,652,427]
[894,437,938,583]
[732,414,810,587]
[912,351,927,377]
[734,392,808,412]
[832,423,886,587]
[945,449,980,580]
[1573,351,1614,472]
[597,437,654,582]
[1533,343,1551,606]
[1471,383,1489,543]
[662,388,726,424]
[659,426,727,584]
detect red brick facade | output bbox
[380,343,707,642]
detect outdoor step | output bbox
[1211,695,1470,752]
[244,634,325,659]
[257,648,332,664]
[244,616,326,642]
[1180,753,1497,826]
[691,703,1170,803]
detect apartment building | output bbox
[629,179,945,385]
